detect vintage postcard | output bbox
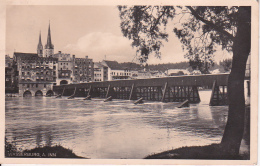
[0,0,258,165]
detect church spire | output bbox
[37,31,43,57]
[44,21,54,57]
[45,22,54,49]
[38,31,42,46]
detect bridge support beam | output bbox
[61,87,65,96]
[105,85,111,98]
[161,82,168,102]
[209,80,228,106]
[88,85,92,96]
[129,84,135,100]
[68,87,77,99]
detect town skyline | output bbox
[6,5,232,64]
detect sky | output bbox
[6,5,232,64]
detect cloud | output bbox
[65,32,136,62]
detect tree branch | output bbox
[186,6,234,41]
[150,7,167,34]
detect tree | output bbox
[118,6,251,156]
[220,59,232,72]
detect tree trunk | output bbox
[221,6,251,156]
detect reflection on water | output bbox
[5,90,229,159]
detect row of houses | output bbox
[6,51,193,96]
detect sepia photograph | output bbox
[1,0,258,165]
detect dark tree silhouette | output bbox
[118,6,251,156]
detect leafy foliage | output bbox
[118,6,238,72]
[220,59,232,72]
[118,6,175,63]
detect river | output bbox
[6,90,230,159]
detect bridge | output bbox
[53,74,229,106]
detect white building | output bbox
[101,60,131,80]
[94,62,108,82]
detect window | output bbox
[36,84,38,88]
[46,78,49,81]
[53,71,56,75]
[27,84,30,88]
[65,73,69,76]
[44,84,46,88]
[32,84,34,88]
[27,72,30,75]
[53,66,56,69]
[22,72,24,76]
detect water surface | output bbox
[6,90,229,159]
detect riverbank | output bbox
[5,138,83,158]
[145,143,249,159]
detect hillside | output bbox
[120,61,225,73]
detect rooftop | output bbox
[103,60,130,70]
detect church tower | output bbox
[37,32,43,57]
[44,22,54,57]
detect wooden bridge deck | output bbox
[53,74,229,90]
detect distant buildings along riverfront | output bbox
[5,23,95,97]
[5,23,251,97]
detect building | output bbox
[101,60,131,80]
[7,22,96,96]
[72,56,94,83]
[14,52,58,96]
[166,69,190,76]
[133,70,151,79]
[53,51,73,85]
[5,55,17,93]
[94,62,108,82]
[150,71,167,78]
[11,23,58,97]
[5,54,13,67]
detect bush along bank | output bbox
[5,137,84,158]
